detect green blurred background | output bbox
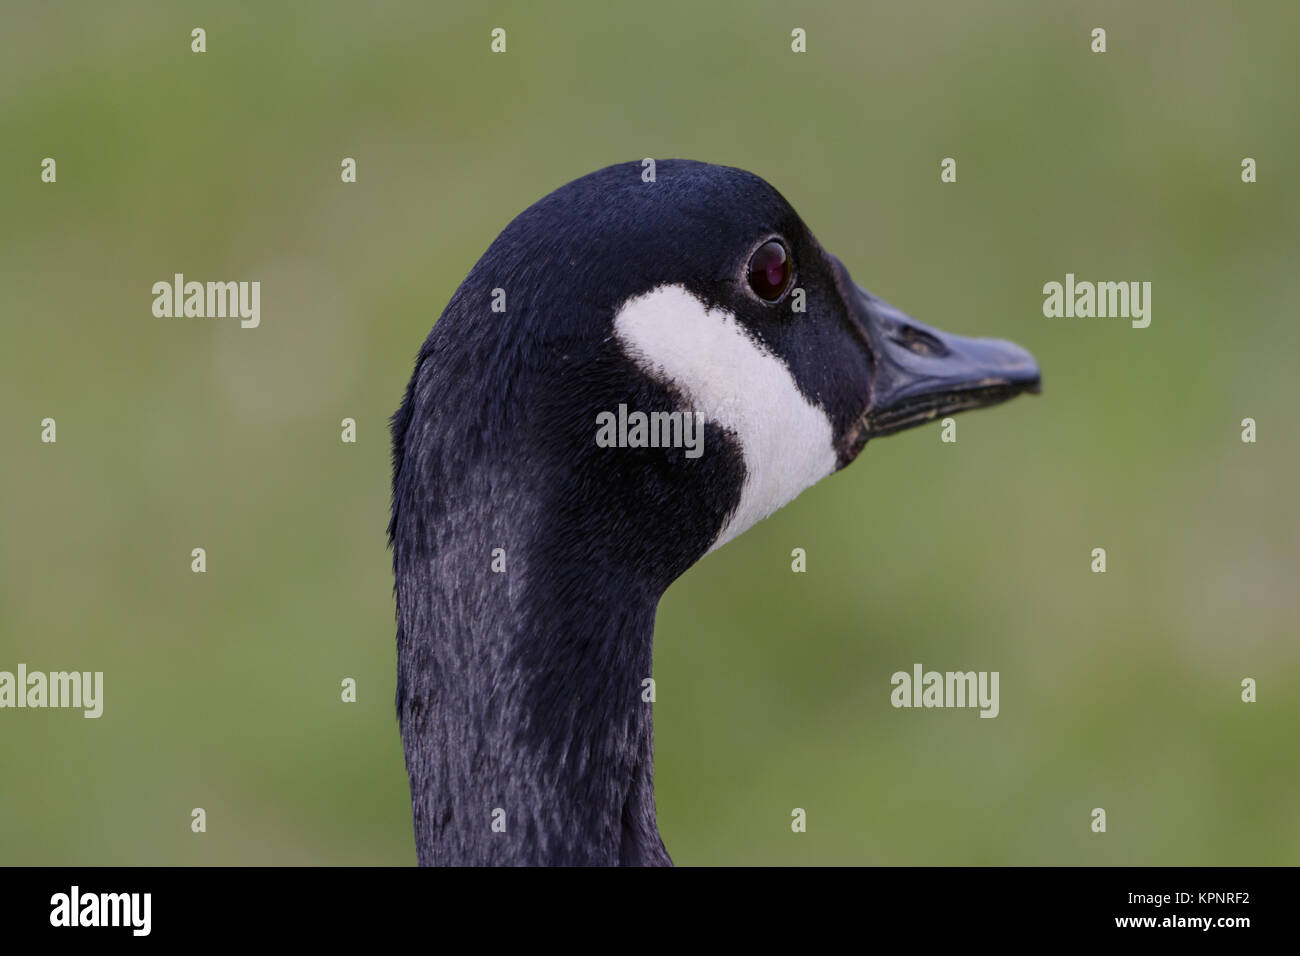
[2,0,1297,865]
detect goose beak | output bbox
[831,258,1041,456]
[857,290,1042,437]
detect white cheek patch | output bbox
[613,284,838,552]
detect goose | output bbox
[388,159,1041,866]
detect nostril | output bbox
[892,324,948,357]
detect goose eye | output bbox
[747,240,791,301]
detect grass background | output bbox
[1,0,1297,865]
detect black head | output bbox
[388,159,1041,865]
[391,159,1039,579]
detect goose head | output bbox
[389,159,1040,865]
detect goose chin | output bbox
[862,379,1041,439]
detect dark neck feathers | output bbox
[389,257,744,865]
